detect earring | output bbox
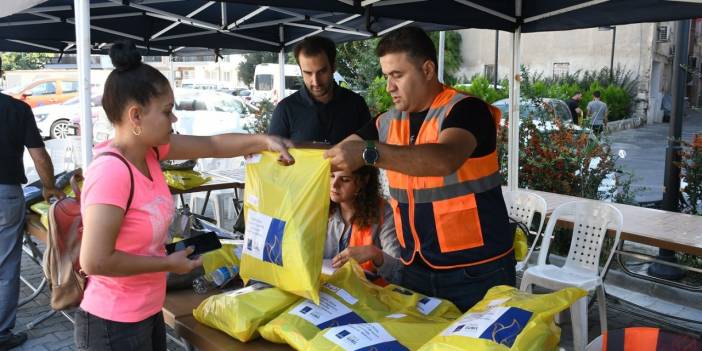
[132,126,142,136]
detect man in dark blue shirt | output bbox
[268,36,371,144]
[0,56,63,350]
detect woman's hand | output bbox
[332,245,383,268]
[266,135,295,165]
[166,246,203,275]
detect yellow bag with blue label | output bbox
[240,149,330,303]
[202,243,240,274]
[163,169,211,190]
[193,282,300,342]
[258,261,390,351]
[308,313,451,351]
[378,284,462,321]
[418,285,587,351]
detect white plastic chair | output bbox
[503,190,548,271]
[519,200,623,351]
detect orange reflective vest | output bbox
[349,213,388,286]
[602,327,701,351]
[376,86,513,269]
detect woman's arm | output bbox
[80,204,201,276]
[166,133,294,164]
[373,204,403,284]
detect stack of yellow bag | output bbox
[378,284,462,320]
[239,149,330,303]
[193,282,299,342]
[419,285,587,351]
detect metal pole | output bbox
[168,54,175,90]
[507,26,521,191]
[278,25,285,102]
[74,0,92,167]
[648,19,689,281]
[494,30,499,88]
[438,31,445,83]
[609,26,616,83]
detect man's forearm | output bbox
[376,143,466,177]
[34,150,56,189]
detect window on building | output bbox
[657,26,670,42]
[484,64,495,80]
[224,72,231,81]
[553,62,570,79]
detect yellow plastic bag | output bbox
[419,285,587,351]
[192,282,300,342]
[163,170,211,190]
[202,243,240,275]
[240,149,330,303]
[378,284,462,321]
[258,261,389,351]
[513,226,528,261]
[308,314,451,351]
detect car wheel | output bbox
[50,119,71,139]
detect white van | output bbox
[252,63,302,103]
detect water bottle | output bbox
[192,265,239,294]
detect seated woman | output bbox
[325,166,401,285]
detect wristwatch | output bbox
[362,140,379,166]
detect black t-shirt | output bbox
[566,98,580,123]
[356,97,496,157]
[0,93,45,185]
[268,83,371,144]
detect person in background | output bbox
[325,166,402,285]
[587,90,609,136]
[268,35,371,144]
[566,92,583,125]
[325,27,515,312]
[0,55,65,351]
[76,41,293,351]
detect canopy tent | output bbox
[3,0,702,190]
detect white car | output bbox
[33,94,103,139]
[173,88,256,136]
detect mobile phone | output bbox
[165,232,222,258]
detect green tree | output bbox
[428,31,463,84]
[0,52,53,70]
[237,51,294,87]
[336,38,381,90]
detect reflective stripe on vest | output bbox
[377,86,512,269]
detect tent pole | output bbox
[438,31,445,83]
[75,0,92,167]
[278,24,285,103]
[507,26,521,191]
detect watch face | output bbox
[363,148,379,164]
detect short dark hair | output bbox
[593,90,601,98]
[102,40,170,124]
[376,26,437,68]
[293,36,336,66]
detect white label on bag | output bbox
[441,306,533,347]
[416,296,442,315]
[323,323,409,351]
[224,282,271,297]
[245,154,262,164]
[323,283,358,305]
[288,293,365,329]
[243,210,285,266]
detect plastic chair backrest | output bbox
[503,190,548,237]
[537,200,623,277]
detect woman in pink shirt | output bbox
[75,41,294,351]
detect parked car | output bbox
[492,98,585,132]
[173,88,256,136]
[10,78,79,108]
[33,93,103,139]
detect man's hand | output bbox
[42,186,65,202]
[265,135,295,165]
[332,245,383,268]
[324,140,366,172]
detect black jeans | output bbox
[400,252,516,312]
[74,308,166,351]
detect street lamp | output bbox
[599,26,617,82]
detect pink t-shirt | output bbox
[80,141,174,322]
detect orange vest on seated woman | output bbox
[349,216,388,286]
[376,86,513,269]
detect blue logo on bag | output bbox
[335,330,350,339]
[262,218,285,266]
[479,307,533,347]
[299,306,312,315]
[317,311,365,329]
